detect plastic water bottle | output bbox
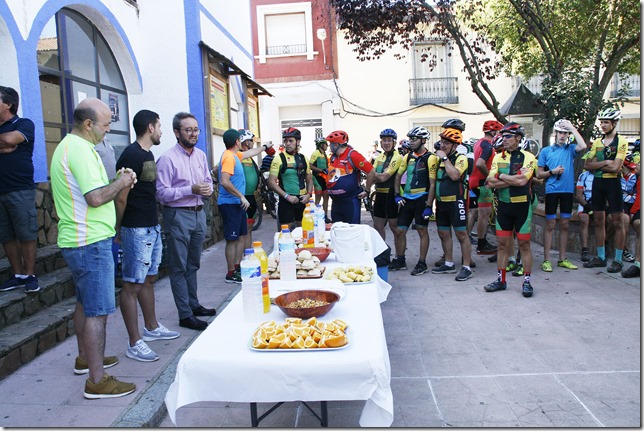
[253,241,271,313]
[241,248,262,322]
[315,204,326,246]
[301,209,315,248]
[278,229,296,281]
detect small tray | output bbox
[269,266,326,280]
[248,336,349,352]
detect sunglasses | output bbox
[501,134,516,140]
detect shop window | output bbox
[37,8,130,174]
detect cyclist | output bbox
[484,122,537,298]
[268,127,313,230]
[583,107,629,273]
[427,128,473,281]
[371,128,404,245]
[238,130,262,249]
[325,130,374,224]
[622,161,640,278]
[390,126,433,275]
[309,138,330,222]
[470,120,503,255]
[536,119,587,272]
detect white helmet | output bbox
[597,107,621,121]
[407,126,430,140]
[553,119,569,132]
[238,129,254,143]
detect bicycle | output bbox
[359,171,375,216]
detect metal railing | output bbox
[266,44,307,56]
[409,77,458,105]
[611,74,640,98]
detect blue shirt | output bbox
[538,143,579,194]
[0,115,35,193]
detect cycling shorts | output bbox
[591,177,623,215]
[544,193,574,220]
[496,201,533,240]
[397,197,429,229]
[436,199,467,230]
[373,190,399,219]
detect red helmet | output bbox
[500,121,525,137]
[325,130,349,145]
[282,127,301,140]
[483,120,503,132]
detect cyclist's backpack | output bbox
[278,152,308,190]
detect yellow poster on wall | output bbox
[247,93,260,139]
[209,68,229,132]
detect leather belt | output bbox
[174,205,203,211]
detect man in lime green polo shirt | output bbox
[50,98,137,399]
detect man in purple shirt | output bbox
[156,112,215,331]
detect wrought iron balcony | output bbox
[611,74,640,98]
[409,77,459,105]
[266,44,307,56]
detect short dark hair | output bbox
[133,109,160,137]
[73,105,97,126]
[172,112,197,131]
[0,86,20,115]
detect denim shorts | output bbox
[0,189,38,243]
[61,238,115,317]
[120,225,162,284]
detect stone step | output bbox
[0,267,75,331]
[0,244,66,285]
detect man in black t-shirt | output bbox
[115,110,185,363]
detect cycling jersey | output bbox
[373,150,403,193]
[396,150,431,199]
[269,152,311,195]
[428,152,468,202]
[327,147,372,198]
[538,143,579,194]
[469,137,494,189]
[241,157,259,195]
[488,149,536,203]
[585,134,629,179]
[576,170,593,202]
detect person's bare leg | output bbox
[138,274,158,331]
[418,228,429,261]
[2,240,25,274]
[455,230,471,266]
[519,239,533,274]
[558,218,570,261]
[373,216,387,241]
[84,315,108,384]
[579,213,589,249]
[120,282,143,346]
[224,240,236,272]
[437,229,453,262]
[543,218,556,262]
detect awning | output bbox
[199,41,273,97]
[499,83,544,116]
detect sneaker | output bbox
[580,249,590,262]
[476,240,497,255]
[469,234,478,245]
[522,280,533,298]
[411,261,428,276]
[623,250,635,263]
[607,261,623,273]
[432,263,457,274]
[126,339,159,362]
[388,257,407,271]
[469,260,477,269]
[557,258,578,270]
[506,261,519,272]
[74,356,119,375]
[24,275,40,293]
[512,264,524,277]
[488,253,497,263]
[434,255,445,267]
[583,256,607,268]
[0,275,26,292]
[541,260,553,272]
[622,264,640,278]
[455,267,473,281]
[142,322,180,342]
[484,280,507,292]
[225,272,242,283]
[84,373,136,399]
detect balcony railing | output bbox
[266,44,307,56]
[409,78,459,105]
[611,74,640,98]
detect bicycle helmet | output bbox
[325,130,349,145]
[520,138,540,157]
[282,127,302,140]
[315,138,327,147]
[399,139,411,150]
[500,121,525,137]
[633,139,640,152]
[439,128,463,145]
[442,119,466,131]
[407,126,430,140]
[238,129,254,143]
[553,119,570,132]
[597,107,621,121]
[492,134,504,150]
[482,120,503,133]
[379,128,397,140]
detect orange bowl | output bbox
[296,246,331,262]
[274,290,339,319]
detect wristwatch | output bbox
[441,156,448,162]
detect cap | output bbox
[223,128,241,145]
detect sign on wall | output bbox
[248,92,260,140]
[209,68,229,133]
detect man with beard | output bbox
[156,112,215,331]
[325,130,374,224]
[427,128,473,281]
[268,127,313,229]
[371,128,403,247]
[484,122,537,298]
[389,126,433,276]
[115,110,180,362]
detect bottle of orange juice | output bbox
[253,241,270,313]
[301,209,315,248]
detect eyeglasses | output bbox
[181,128,201,134]
[501,134,516,140]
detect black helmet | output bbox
[442,119,466,132]
[282,127,301,140]
[500,122,526,137]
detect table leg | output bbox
[250,403,258,427]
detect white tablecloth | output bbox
[164,255,393,427]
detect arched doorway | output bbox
[37,8,130,171]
